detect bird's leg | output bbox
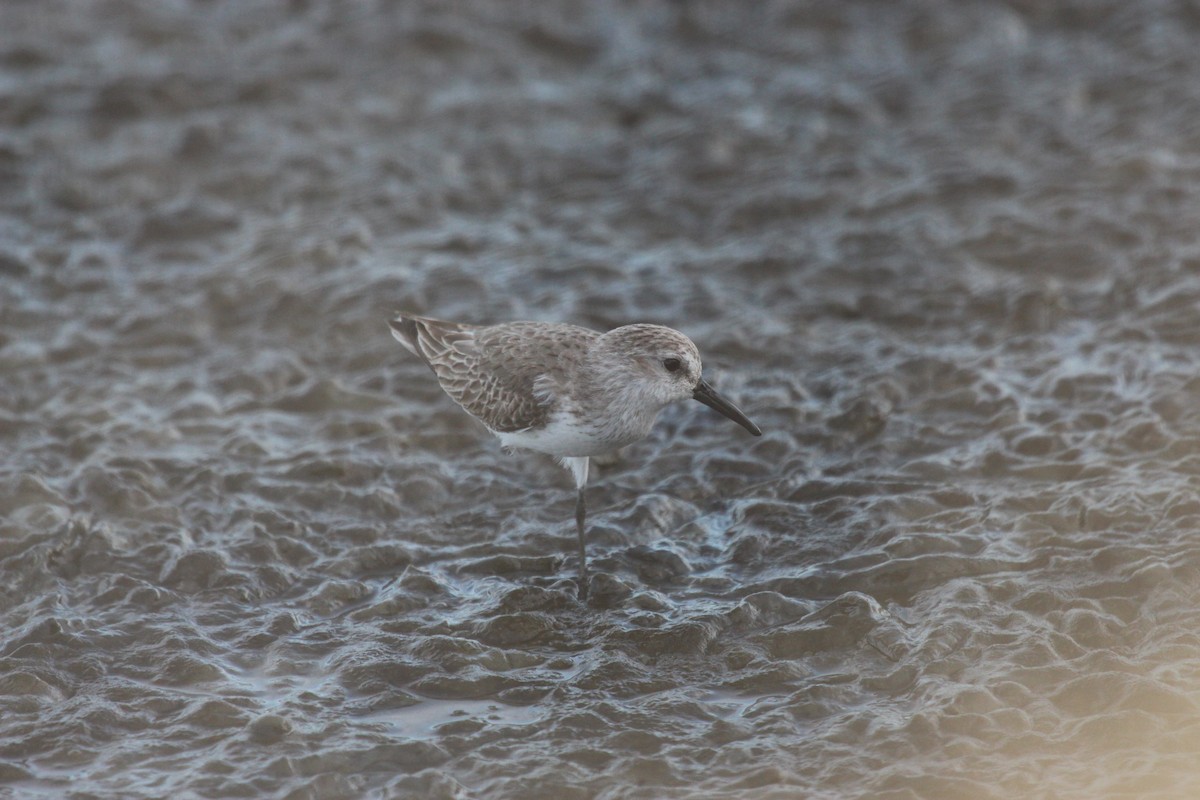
[564,456,591,600]
[575,486,588,600]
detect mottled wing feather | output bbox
[390,315,596,433]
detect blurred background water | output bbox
[4,1,1200,797]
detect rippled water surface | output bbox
[5,1,1200,797]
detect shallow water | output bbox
[5,1,1200,797]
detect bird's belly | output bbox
[496,416,646,458]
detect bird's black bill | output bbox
[693,378,762,436]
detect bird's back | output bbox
[389,313,598,433]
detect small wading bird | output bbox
[388,313,762,599]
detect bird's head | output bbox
[597,324,761,436]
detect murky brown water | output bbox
[4,1,1200,797]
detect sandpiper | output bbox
[388,312,761,599]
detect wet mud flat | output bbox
[4,1,1200,798]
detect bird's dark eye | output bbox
[663,358,682,373]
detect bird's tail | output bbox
[387,312,475,369]
[387,313,424,358]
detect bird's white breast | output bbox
[496,416,616,457]
[495,400,660,458]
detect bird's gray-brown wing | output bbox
[389,314,596,433]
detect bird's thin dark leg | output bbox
[575,486,588,600]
